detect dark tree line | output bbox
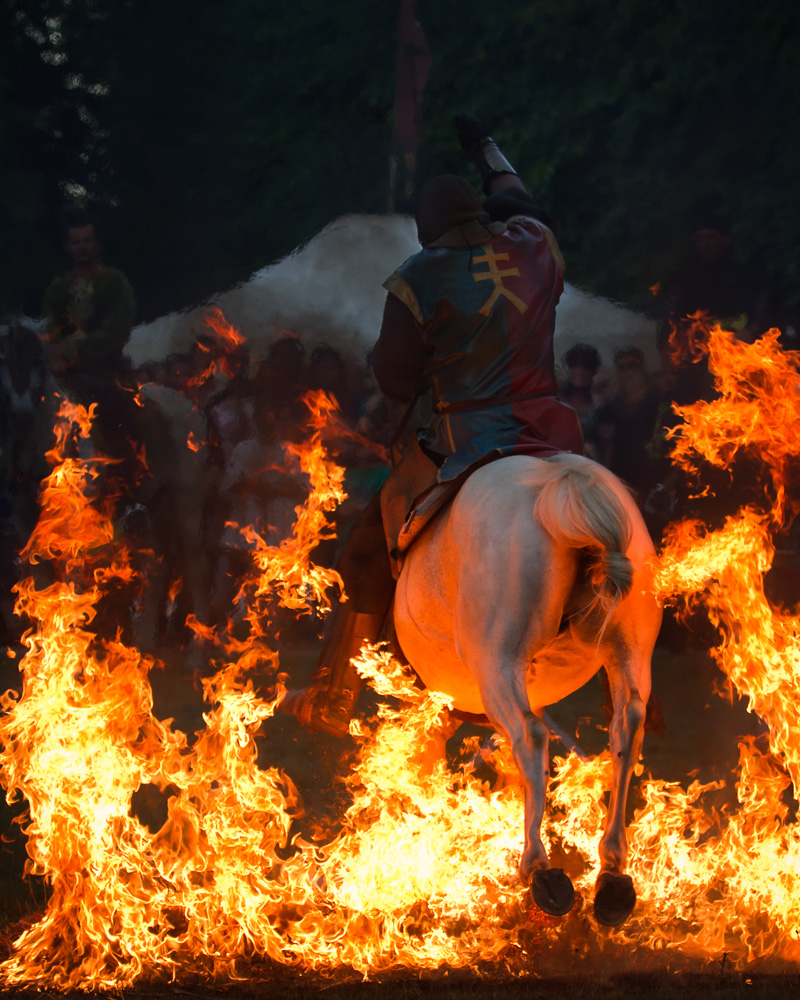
[422,0,800,314]
[1,0,397,319]
[2,0,799,323]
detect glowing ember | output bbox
[2,313,800,987]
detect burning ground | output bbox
[1,319,800,991]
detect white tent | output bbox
[126,213,658,371]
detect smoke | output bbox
[125,215,420,367]
[555,284,658,369]
[125,214,657,370]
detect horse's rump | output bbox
[533,453,635,608]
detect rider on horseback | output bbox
[280,115,583,737]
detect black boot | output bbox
[279,609,384,737]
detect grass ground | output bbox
[3,971,800,1000]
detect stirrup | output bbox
[278,609,385,738]
[292,686,353,739]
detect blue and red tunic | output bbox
[377,217,583,481]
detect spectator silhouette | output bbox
[596,347,661,498]
[559,343,602,460]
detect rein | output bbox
[434,389,549,415]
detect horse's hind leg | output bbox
[471,658,574,915]
[475,662,548,878]
[595,633,653,926]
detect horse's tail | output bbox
[533,453,634,609]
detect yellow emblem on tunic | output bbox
[472,246,528,316]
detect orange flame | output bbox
[4,313,800,987]
[186,430,203,453]
[234,391,347,616]
[667,310,715,368]
[641,320,800,963]
[186,308,248,389]
[203,305,246,350]
[666,325,800,523]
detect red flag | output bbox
[392,0,431,156]
[389,0,431,209]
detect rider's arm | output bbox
[454,113,528,196]
[371,293,428,403]
[488,172,527,196]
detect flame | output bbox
[667,310,716,369]
[186,308,248,389]
[666,325,800,523]
[203,305,246,351]
[3,313,800,986]
[233,390,347,617]
[635,320,800,964]
[186,430,203,453]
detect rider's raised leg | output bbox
[280,438,439,738]
[280,607,385,737]
[278,491,394,737]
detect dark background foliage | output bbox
[2,0,798,323]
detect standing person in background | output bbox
[595,347,660,499]
[42,207,139,483]
[136,353,212,649]
[559,343,602,460]
[657,214,773,408]
[307,344,361,424]
[663,215,767,343]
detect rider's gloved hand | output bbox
[454,113,492,154]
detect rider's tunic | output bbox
[382,217,583,481]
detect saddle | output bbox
[395,478,461,563]
[381,434,496,578]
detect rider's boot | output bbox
[278,608,384,738]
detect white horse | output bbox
[393,452,661,925]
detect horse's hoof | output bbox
[531,867,575,916]
[593,871,635,926]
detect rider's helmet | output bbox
[414,175,489,247]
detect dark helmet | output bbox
[415,175,489,247]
